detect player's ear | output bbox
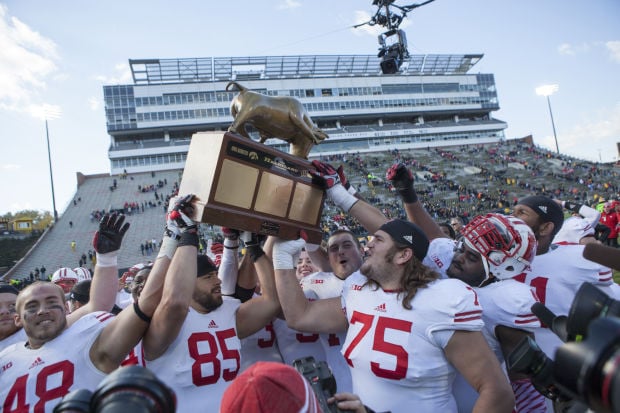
[14,313,23,328]
[396,247,413,264]
[538,221,555,238]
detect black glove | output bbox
[563,201,582,214]
[386,163,418,203]
[93,213,130,254]
[244,233,266,262]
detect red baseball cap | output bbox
[220,362,321,413]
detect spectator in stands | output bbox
[450,216,464,239]
[600,201,618,247]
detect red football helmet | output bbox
[461,213,537,280]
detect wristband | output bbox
[564,201,582,214]
[247,245,265,262]
[326,184,358,213]
[157,236,178,260]
[96,252,118,268]
[178,231,199,248]
[133,302,152,323]
[224,238,239,250]
[398,187,418,203]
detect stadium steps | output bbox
[8,170,183,280]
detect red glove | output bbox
[310,160,341,189]
[386,163,417,203]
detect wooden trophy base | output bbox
[178,131,325,243]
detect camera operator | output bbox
[220,361,373,413]
[508,282,620,413]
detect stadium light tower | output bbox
[33,105,62,223]
[535,84,560,154]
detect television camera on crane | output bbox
[355,0,436,74]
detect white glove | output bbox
[272,238,306,270]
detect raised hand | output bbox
[310,160,358,212]
[310,160,341,189]
[167,194,197,233]
[93,213,130,254]
[336,165,356,195]
[222,227,240,241]
[386,163,418,203]
[272,238,306,270]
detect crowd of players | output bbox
[0,158,619,413]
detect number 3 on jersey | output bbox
[343,312,412,380]
[188,329,240,386]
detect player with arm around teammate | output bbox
[273,219,514,413]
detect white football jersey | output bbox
[0,328,26,352]
[477,279,541,361]
[273,287,328,366]
[239,322,282,372]
[239,306,283,372]
[513,244,614,359]
[341,275,483,413]
[300,271,352,393]
[452,280,545,413]
[145,298,242,413]
[0,312,113,413]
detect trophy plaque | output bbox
[178,131,325,243]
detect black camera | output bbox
[293,356,343,413]
[378,29,408,74]
[54,365,176,413]
[507,282,620,413]
[554,317,620,413]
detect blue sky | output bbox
[0,0,619,215]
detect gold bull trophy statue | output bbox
[226,81,328,159]
[178,82,328,243]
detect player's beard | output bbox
[192,289,223,313]
[360,247,395,285]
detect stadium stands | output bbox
[3,137,619,284]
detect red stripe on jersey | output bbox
[514,317,540,325]
[455,310,482,317]
[96,313,114,323]
[599,276,612,282]
[600,270,612,276]
[454,315,482,322]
